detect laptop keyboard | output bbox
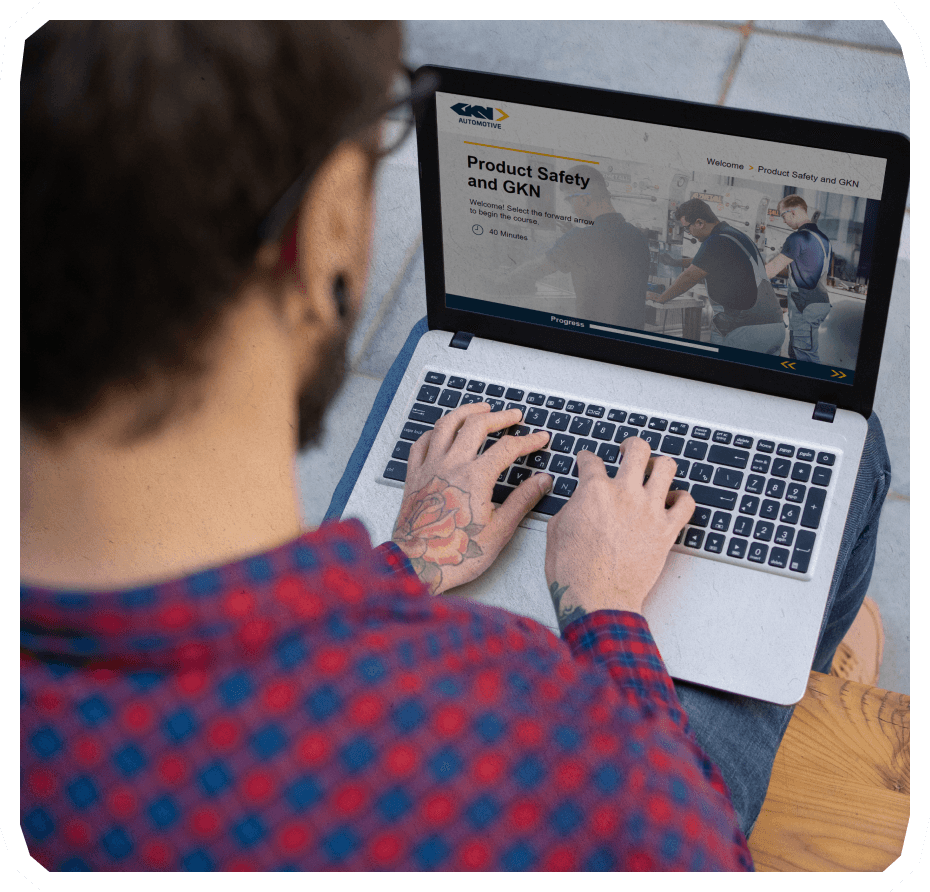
[382,369,838,577]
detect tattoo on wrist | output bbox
[548,580,587,634]
[392,476,484,595]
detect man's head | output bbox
[676,198,720,242]
[562,165,613,218]
[21,21,402,447]
[777,194,810,231]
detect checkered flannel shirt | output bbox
[21,519,752,870]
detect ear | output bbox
[282,141,375,335]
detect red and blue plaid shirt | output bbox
[21,519,752,871]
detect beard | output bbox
[295,321,351,452]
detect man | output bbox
[496,166,650,329]
[20,23,888,872]
[657,198,784,354]
[765,195,833,364]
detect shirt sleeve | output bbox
[561,608,752,869]
[780,230,802,261]
[374,540,424,582]
[691,236,713,271]
[561,609,688,729]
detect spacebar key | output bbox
[532,494,569,516]
[690,484,740,510]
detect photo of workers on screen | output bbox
[465,159,877,371]
[488,166,651,330]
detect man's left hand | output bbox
[391,402,552,594]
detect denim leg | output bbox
[788,295,830,363]
[672,412,891,839]
[722,321,786,355]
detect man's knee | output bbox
[863,412,891,497]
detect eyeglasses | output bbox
[256,65,438,245]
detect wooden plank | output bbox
[749,671,909,872]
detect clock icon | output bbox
[472,224,484,235]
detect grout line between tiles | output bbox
[716,21,754,105]
[682,20,903,56]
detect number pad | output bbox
[785,483,807,504]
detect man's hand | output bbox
[544,438,695,631]
[392,402,553,595]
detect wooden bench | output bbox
[748,671,910,871]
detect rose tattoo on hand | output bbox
[392,476,484,594]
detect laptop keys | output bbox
[403,371,836,576]
[409,403,443,424]
[707,445,749,469]
[812,467,832,487]
[438,389,461,408]
[383,460,407,482]
[568,416,593,437]
[546,412,570,431]
[417,384,440,403]
[790,531,816,573]
[801,488,826,529]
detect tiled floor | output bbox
[297,21,910,694]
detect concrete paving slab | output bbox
[296,371,382,529]
[353,248,427,380]
[350,130,421,367]
[726,32,909,134]
[874,259,909,497]
[405,20,739,105]
[753,20,901,50]
[867,495,909,693]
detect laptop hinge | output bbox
[812,401,837,423]
[450,331,474,350]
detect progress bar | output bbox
[589,324,720,352]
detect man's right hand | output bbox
[544,439,695,631]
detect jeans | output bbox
[673,412,891,838]
[788,294,831,363]
[709,302,786,355]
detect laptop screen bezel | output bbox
[414,65,909,419]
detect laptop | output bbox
[340,65,909,705]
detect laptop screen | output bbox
[434,90,889,387]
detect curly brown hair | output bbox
[21,21,399,436]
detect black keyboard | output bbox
[383,370,839,577]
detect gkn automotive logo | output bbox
[451,102,509,129]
